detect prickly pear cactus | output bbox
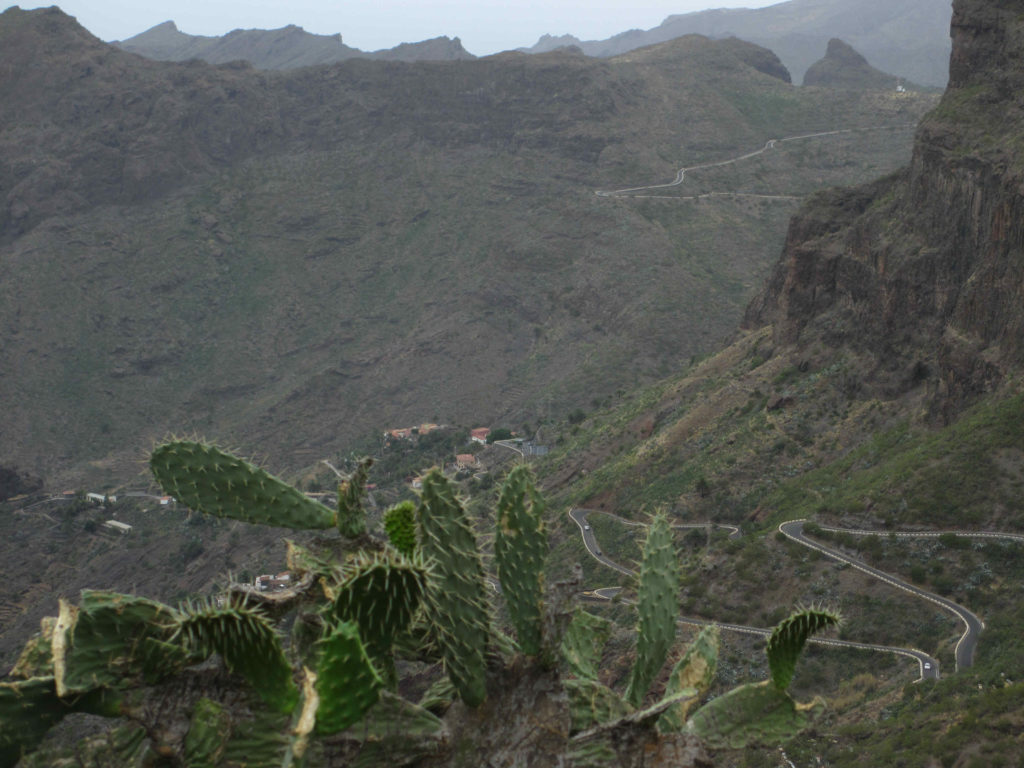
[150,440,334,529]
[337,457,373,538]
[332,550,428,685]
[53,591,184,696]
[625,511,679,708]
[383,500,418,557]
[766,607,841,690]
[686,681,824,749]
[173,599,298,713]
[312,620,384,734]
[494,465,548,656]
[416,469,490,707]
[658,626,719,733]
[560,608,613,681]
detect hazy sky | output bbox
[15,1,784,55]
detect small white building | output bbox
[255,572,292,591]
[102,520,132,535]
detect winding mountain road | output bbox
[595,125,917,200]
[777,521,1024,672]
[569,508,1008,681]
[574,508,1024,681]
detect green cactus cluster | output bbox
[4,441,841,768]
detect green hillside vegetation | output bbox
[0,8,936,489]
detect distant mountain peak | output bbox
[823,37,870,66]
[520,0,952,87]
[803,37,903,89]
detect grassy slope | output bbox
[534,327,1024,765]
[0,11,936,486]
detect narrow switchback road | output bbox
[570,508,941,680]
[777,521,1024,672]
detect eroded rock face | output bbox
[744,0,1024,419]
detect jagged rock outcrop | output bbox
[803,38,904,90]
[744,0,1024,419]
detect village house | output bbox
[470,427,490,444]
[255,572,292,591]
[455,454,478,470]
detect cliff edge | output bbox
[745,0,1024,420]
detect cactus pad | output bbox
[658,626,719,733]
[384,501,418,557]
[494,465,548,656]
[766,607,841,690]
[313,621,384,734]
[173,599,298,713]
[150,440,333,529]
[625,512,679,708]
[0,677,67,766]
[416,469,490,707]
[10,617,56,680]
[686,681,824,749]
[53,591,182,696]
[332,550,429,685]
[561,609,613,681]
[184,698,232,768]
[336,457,373,538]
[564,678,632,732]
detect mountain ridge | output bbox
[0,6,934,492]
[521,0,952,87]
[113,18,475,68]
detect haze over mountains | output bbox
[110,0,950,89]
[522,0,952,87]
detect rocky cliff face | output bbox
[745,0,1024,420]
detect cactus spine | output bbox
[625,511,679,708]
[494,465,547,656]
[150,440,334,529]
[416,469,490,707]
